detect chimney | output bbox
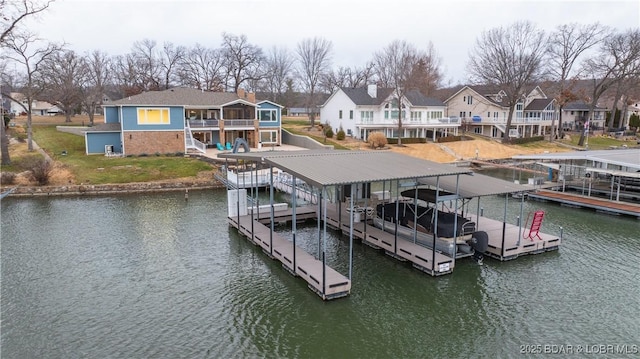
[237,88,246,99]
[367,84,377,98]
[247,92,256,103]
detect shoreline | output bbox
[2,180,225,198]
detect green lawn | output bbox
[559,132,636,150]
[31,126,214,184]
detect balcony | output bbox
[188,119,219,128]
[222,119,256,129]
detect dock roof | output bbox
[219,150,472,188]
[513,149,640,170]
[418,172,530,198]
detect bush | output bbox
[1,172,16,185]
[387,137,427,145]
[336,126,346,140]
[23,157,53,186]
[325,126,334,138]
[367,132,388,149]
[437,135,463,143]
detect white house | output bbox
[320,85,458,141]
[444,85,557,139]
[8,92,62,116]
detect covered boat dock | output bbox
[219,150,472,300]
[513,149,640,218]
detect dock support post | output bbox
[292,175,297,274]
[269,165,275,257]
[349,185,355,280]
[322,186,327,297]
[501,195,508,258]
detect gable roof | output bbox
[341,87,394,106]
[108,87,252,107]
[525,98,554,111]
[443,84,545,107]
[339,87,443,107]
[564,101,607,111]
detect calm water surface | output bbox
[2,189,639,358]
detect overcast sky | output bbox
[24,0,640,85]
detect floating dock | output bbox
[528,189,640,219]
[220,150,564,300]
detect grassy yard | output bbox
[559,132,638,150]
[3,124,215,185]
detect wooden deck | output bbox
[228,212,351,300]
[528,189,640,219]
[323,205,455,276]
[470,214,561,261]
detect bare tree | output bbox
[80,50,111,125]
[579,29,640,146]
[467,21,547,143]
[373,40,420,146]
[321,63,375,93]
[111,53,143,97]
[131,38,162,91]
[41,49,85,122]
[295,37,332,127]
[2,32,62,151]
[159,42,185,89]
[263,46,294,102]
[221,32,265,93]
[177,43,225,91]
[1,0,54,165]
[405,42,443,97]
[546,22,609,140]
[1,0,53,44]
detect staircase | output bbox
[494,124,506,134]
[184,121,207,153]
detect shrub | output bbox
[23,157,53,186]
[325,126,334,138]
[367,132,388,149]
[1,172,16,185]
[336,126,346,140]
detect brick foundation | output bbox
[124,131,184,155]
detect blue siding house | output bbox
[86,87,283,156]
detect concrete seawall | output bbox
[4,181,225,198]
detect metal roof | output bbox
[418,171,529,198]
[219,150,472,188]
[513,149,640,170]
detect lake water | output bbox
[2,188,639,358]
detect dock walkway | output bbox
[228,211,351,300]
[470,214,561,261]
[529,189,640,218]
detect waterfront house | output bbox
[8,92,62,116]
[444,85,557,139]
[319,85,458,142]
[87,87,283,156]
[560,101,607,132]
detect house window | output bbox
[361,111,373,122]
[467,96,473,105]
[137,108,170,124]
[430,111,443,119]
[258,109,277,122]
[259,130,278,144]
[570,111,574,115]
[460,111,466,118]
[494,112,498,118]
[349,110,353,119]
[410,111,422,122]
[339,110,343,119]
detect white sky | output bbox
[24,0,640,85]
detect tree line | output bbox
[1,0,639,165]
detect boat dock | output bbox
[528,189,640,218]
[469,214,560,260]
[228,206,351,300]
[220,150,564,300]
